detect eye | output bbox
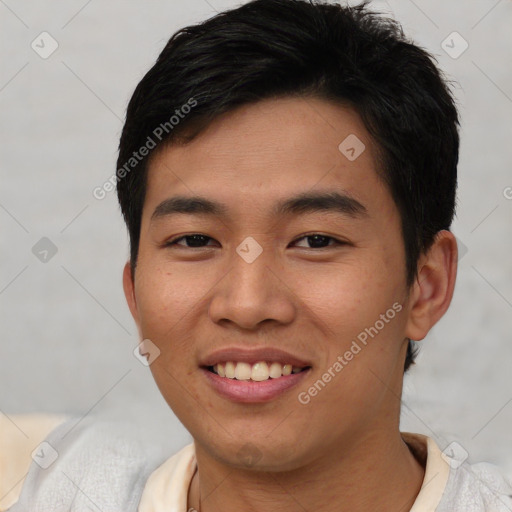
[165,234,218,248]
[164,233,346,250]
[291,234,345,249]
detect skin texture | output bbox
[123,97,458,512]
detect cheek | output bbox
[292,258,389,336]
[135,266,202,357]
[295,255,406,378]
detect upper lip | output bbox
[200,347,311,368]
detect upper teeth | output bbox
[213,361,304,381]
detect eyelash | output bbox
[164,233,346,250]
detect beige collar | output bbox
[403,432,451,511]
[139,433,450,512]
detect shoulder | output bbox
[437,455,512,511]
[4,414,175,512]
[402,432,512,512]
[0,413,69,511]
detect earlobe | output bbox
[404,230,458,341]
[123,261,140,326]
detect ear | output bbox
[404,230,458,341]
[123,261,140,329]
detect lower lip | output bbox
[201,367,311,403]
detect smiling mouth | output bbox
[206,361,311,381]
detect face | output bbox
[124,97,418,470]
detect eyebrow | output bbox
[150,191,368,222]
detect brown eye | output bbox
[166,234,217,248]
[292,234,343,249]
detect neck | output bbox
[187,429,425,512]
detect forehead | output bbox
[143,97,391,221]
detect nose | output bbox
[208,240,296,330]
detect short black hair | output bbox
[116,0,460,372]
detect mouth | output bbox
[205,361,311,381]
[200,347,312,402]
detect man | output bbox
[5,1,511,510]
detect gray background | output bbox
[1,0,511,477]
